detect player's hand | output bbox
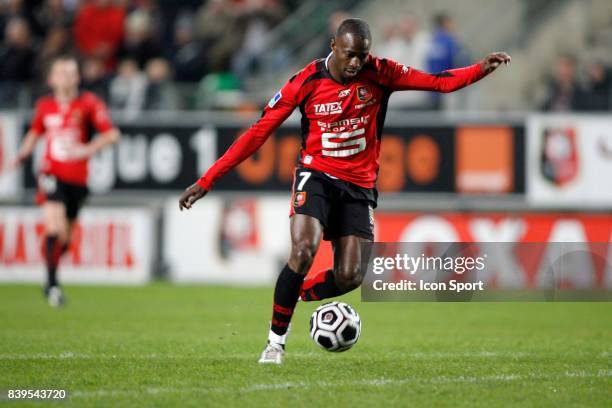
[481,52,511,74]
[4,155,25,173]
[179,183,208,211]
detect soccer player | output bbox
[179,19,510,364]
[10,55,120,307]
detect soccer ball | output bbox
[309,301,361,352]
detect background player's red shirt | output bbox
[197,55,488,190]
[30,91,114,186]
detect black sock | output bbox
[301,269,343,301]
[270,264,304,336]
[45,235,62,288]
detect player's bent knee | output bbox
[289,243,316,274]
[43,205,68,236]
[44,220,67,240]
[43,223,62,238]
[336,265,364,291]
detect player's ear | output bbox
[330,37,336,52]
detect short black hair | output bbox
[434,12,450,27]
[335,18,371,41]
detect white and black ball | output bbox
[309,301,361,352]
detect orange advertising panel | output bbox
[455,126,514,193]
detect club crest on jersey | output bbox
[268,91,282,108]
[314,102,342,116]
[338,89,351,98]
[357,86,372,102]
[294,191,307,207]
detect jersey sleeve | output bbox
[87,94,114,133]
[379,58,487,93]
[196,76,301,191]
[29,100,46,135]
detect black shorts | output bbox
[290,168,375,241]
[37,174,89,220]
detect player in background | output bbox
[9,55,120,307]
[179,19,510,364]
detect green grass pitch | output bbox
[1,284,611,407]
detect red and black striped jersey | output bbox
[197,54,487,190]
[29,91,114,186]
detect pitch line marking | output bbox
[67,371,612,399]
[1,350,586,360]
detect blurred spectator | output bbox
[61,0,79,13]
[80,57,110,100]
[0,0,25,42]
[171,12,208,82]
[35,25,71,78]
[196,71,242,110]
[425,12,468,109]
[156,1,201,56]
[117,8,162,68]
[195,0,242,72]
[575,61,611,111]
[426,12,466,72]
[32,0,73,37]
[143,57,179,110]
[128,0,164,40]
[231,0,286,85]
[73,0,125,71]
[377,15,430,109]
[109,58,146,116]
[541,55,580,112]
[0,17,35,104]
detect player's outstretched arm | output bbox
[389,51,511,93]
[177,122,275,211]
[179,78,299,211]
[176,124,276,211]
[177,122,275,212]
